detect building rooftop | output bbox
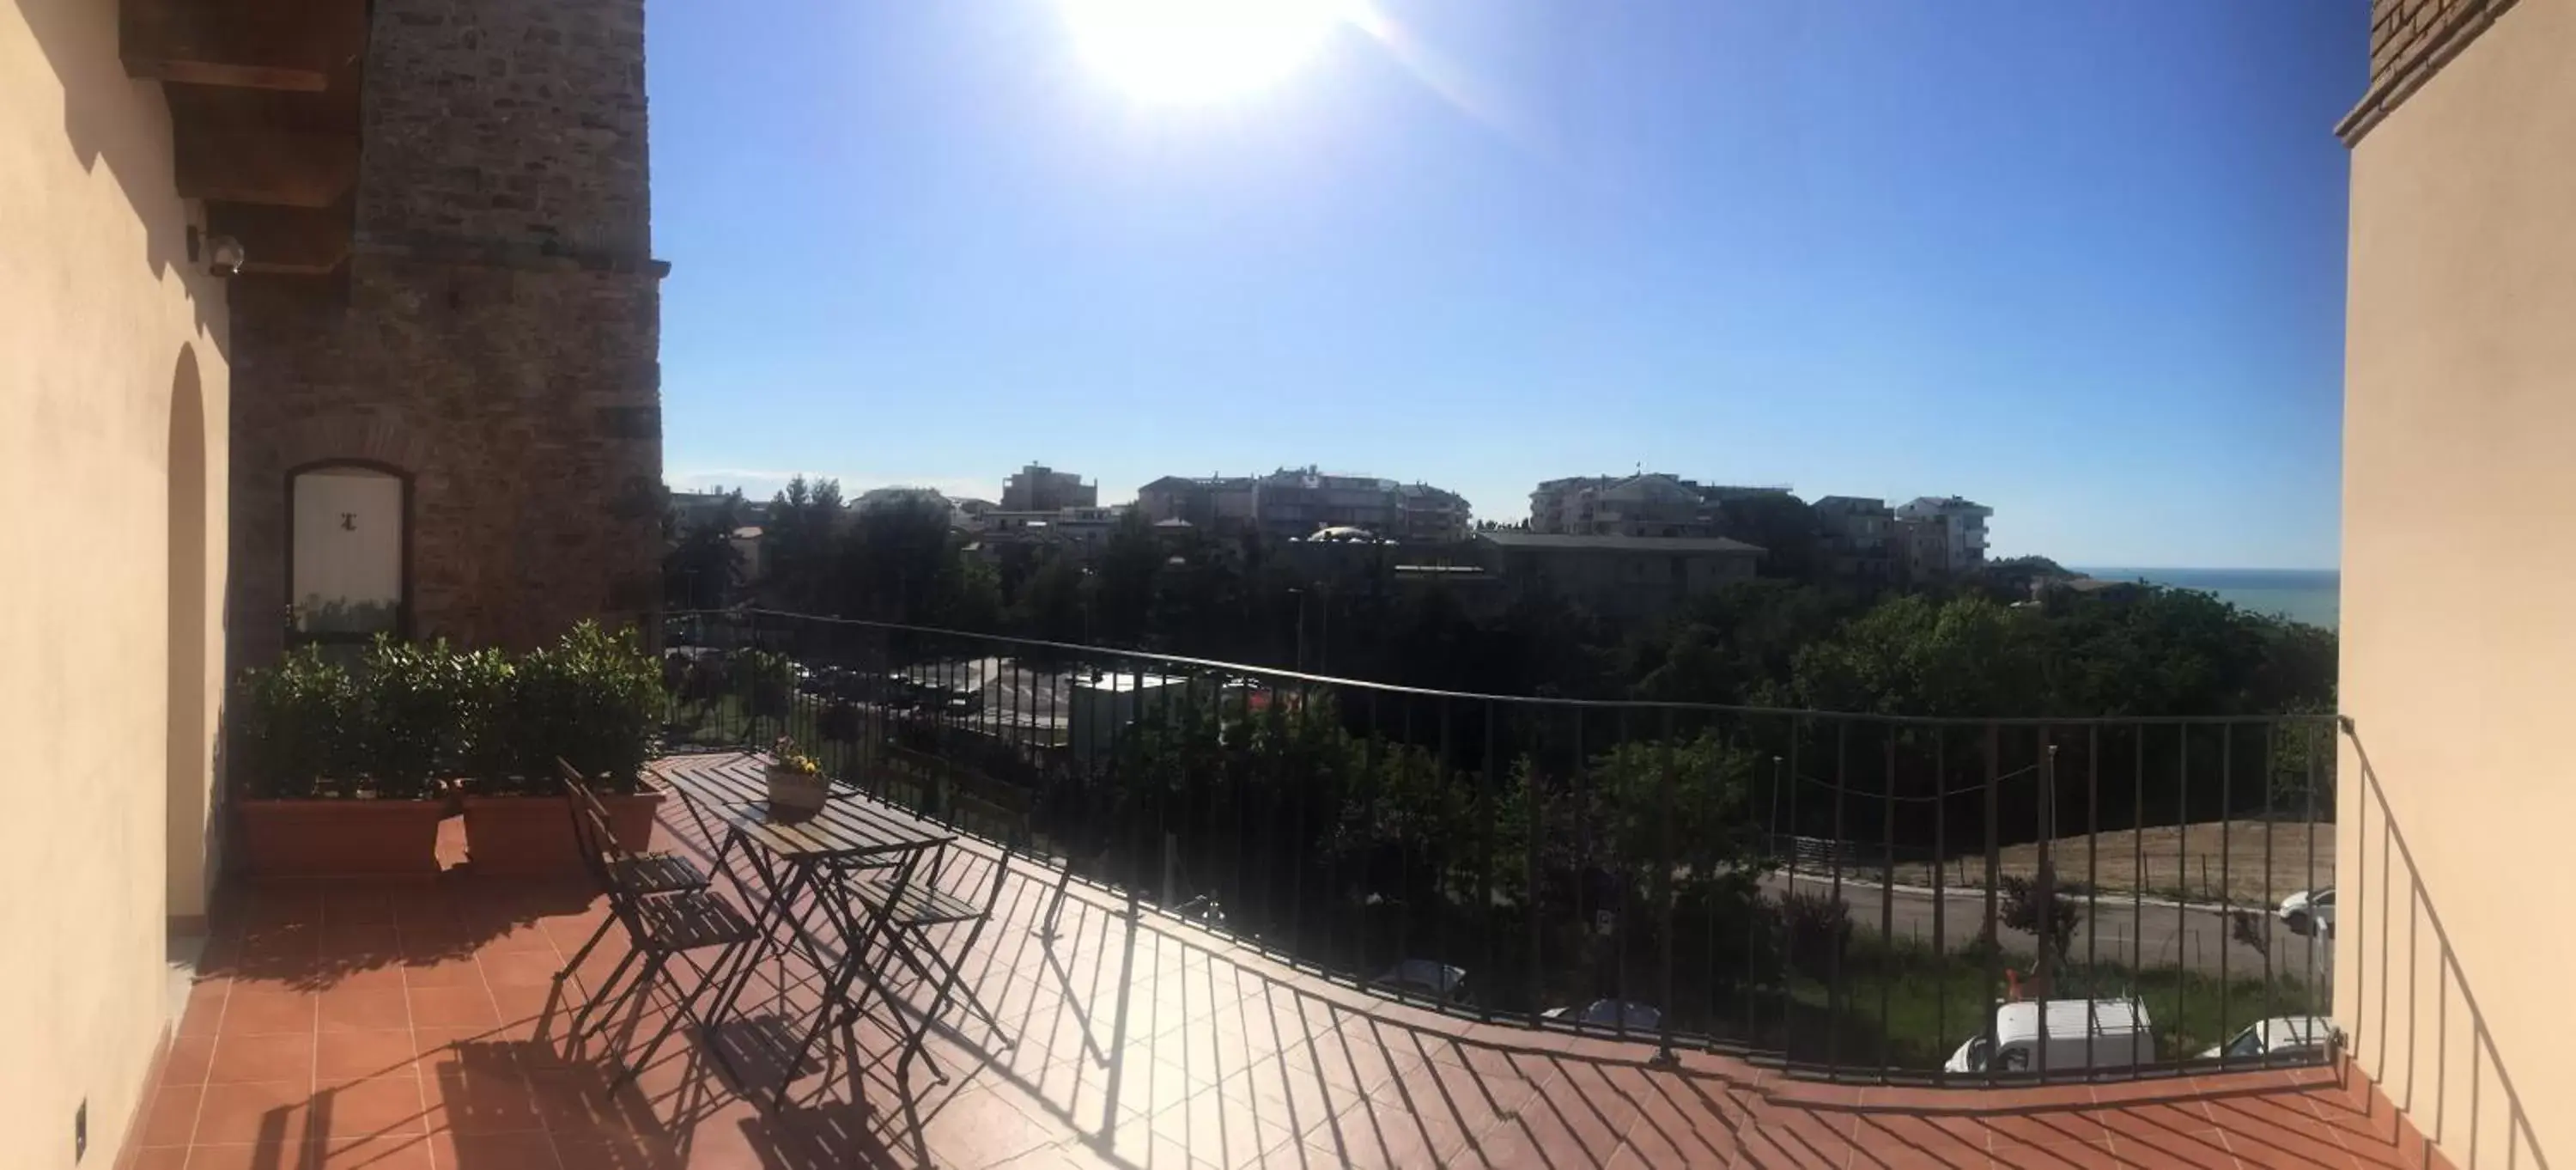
[1480,531,1766,554]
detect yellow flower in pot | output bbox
[765,735,829,816]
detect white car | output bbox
[1541,999,1663,1032]
[2278,887,2336,938]
[2200,1016,2336,1062]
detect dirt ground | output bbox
[1899,820,2335,905]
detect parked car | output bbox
[1541,999,1663,1032]
[1300,526,1380,544]
[1370,960,1470,1004]
[2199,1016,2336,1063]
[1944,998,2157,1075]
[2278,887,2336,938]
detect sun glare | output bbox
[1058,0,1352,101]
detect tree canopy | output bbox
[664,479,2336,726]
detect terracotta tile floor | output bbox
[124,756,2442,1170]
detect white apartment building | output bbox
[1893,496,1993,576]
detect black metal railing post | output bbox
[1932,726,1948,1084]
[1981,723,2002,1088]
[1650,708,1679,1067]
[2034,733,2054,1079]
[1826,719,1847,1073]
[2086,725,2102,1075]
[1480,697,1501,1024]
[1526,707,1546,1028]
[2218,722,2233,1071]
[1879,729,1897,1081]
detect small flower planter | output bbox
[764,740,829,818]
[459,781,666,874]
[236,797,447,876]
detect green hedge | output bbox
[233,621,661,800]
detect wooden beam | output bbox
[205,203,349,276]
[173,124,356,208]
[122,0,366,92]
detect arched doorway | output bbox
[286,461,411,646]
[165,347,210,928]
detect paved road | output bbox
[1766,870,2336,988]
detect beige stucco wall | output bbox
[2340,0,2576,1163]
[2,0,232,1167]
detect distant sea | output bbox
[2070,567,2340,630]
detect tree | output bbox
[1715,494,1823,581]
[838,495,994,631]
[1788,594,2049,716]
[1978,555,2071,603]
[1999,867,2081,961]
[1149,532,1251,655]
[1012,554,1090,645]
[663,489,745,611]
[1091,512,1166,647]
[761,476,846,613]
[1627,582,1863,705]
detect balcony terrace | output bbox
[128,613,2443,1169]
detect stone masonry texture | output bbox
[228,0,662,666]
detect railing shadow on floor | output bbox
[2338,721,2552,1170]
[764,838,2348,1170]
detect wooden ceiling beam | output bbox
[173,123,357,208]
[206,202,349,276]
[121,0,366,92]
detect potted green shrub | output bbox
[459,622,669,873]
[232,640,454,874]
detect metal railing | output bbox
[657,608,2339,1086]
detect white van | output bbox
[1944,998,2158,1075]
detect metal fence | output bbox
[658,608,2340,1086]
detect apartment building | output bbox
[1137,468,1469,542]
[1893,496,1993,577]
[972,505,1127,561]
[1394,482,1474,542]
[1135,474,1257,532]
[1528,473,1715,537]
[1812,495,1896,581]
[999,462,1097,513]
[1477,531,1764,621]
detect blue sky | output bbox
[653,1,2359,570]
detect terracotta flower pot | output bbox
[459,782,666,874]
[236,798,447,876]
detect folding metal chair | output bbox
[831,768,1028,1084]
[551,759,712,984]
[561,769,759,1087]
